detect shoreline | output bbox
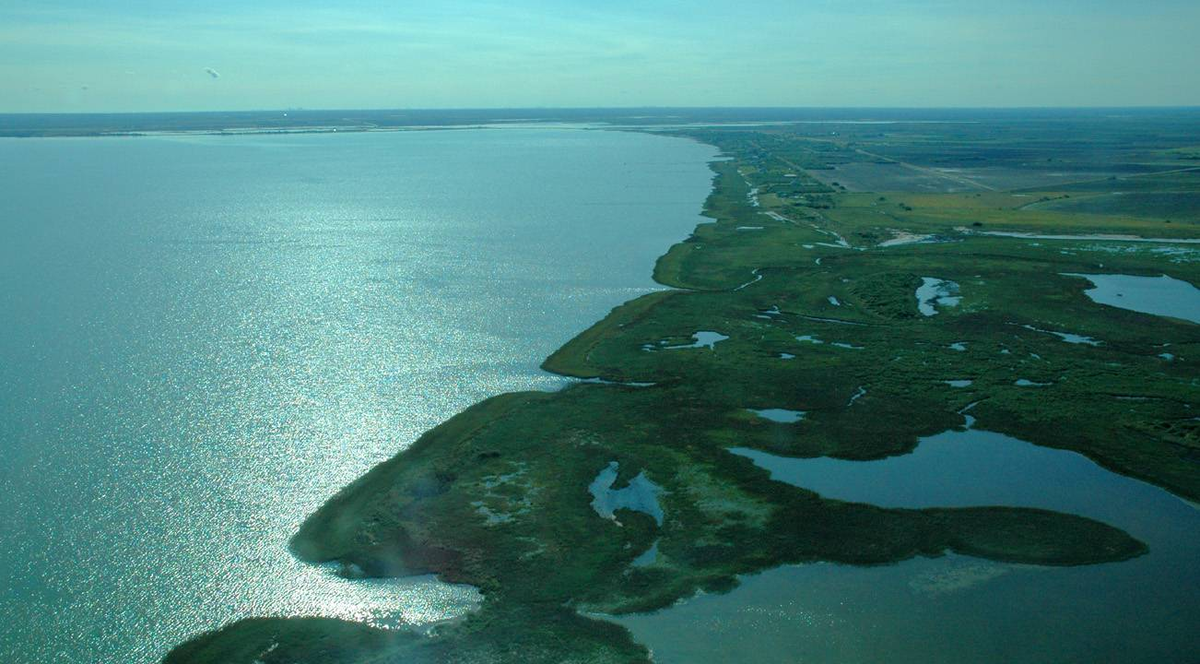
[166,122,1198,663]
[0,125,723,664]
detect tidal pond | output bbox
[1065,273,1200,324]
[747,408,806,423]
[589,462,665,525]
[668,331,729,349]
[612,428,1200,663]
[915,277,961,316]
[1020,324,1102,346]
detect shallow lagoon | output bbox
[1066,273,1200,324]
[613,428,1200,663]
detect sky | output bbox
[2,0,1198,113]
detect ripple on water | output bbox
[0,127,720,663]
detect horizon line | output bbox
[5,104,1200,117]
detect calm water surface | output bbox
[614,428,1200,663]
[0,128,718,663]
[1066,272,1200,324]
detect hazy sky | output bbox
[3,0,1198,112]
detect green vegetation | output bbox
[168,118,1199,664]
[1034,192,1200,222]
[824,191,1200,238]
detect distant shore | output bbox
[8,106,1197,138]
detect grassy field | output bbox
[167,115,1199,664]
[1033,192,1200,222]
[822,191,1200,241]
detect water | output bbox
[915,277,961,316]
[1014,379,1052,387]
[747,409,806,423]
[646,330,730,351]
[1065,273,1200,324]
[1020,324,1102,346]
[631,541,660,567]
[669,331,730,349]
[588,462,665,526]
[0,128,718,663]
[613,430,1200,663]
[797,334,863,350]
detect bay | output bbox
[0,128,718,663]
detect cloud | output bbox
[205,67,220,79]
